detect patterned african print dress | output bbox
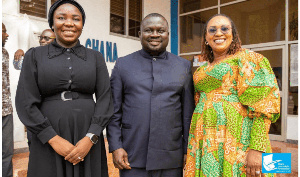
[185,49,280,177]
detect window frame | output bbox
[18,0,52,22]
[109,0,143,40]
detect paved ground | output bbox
[12,140,297,177]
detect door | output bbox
[250,46,286,141]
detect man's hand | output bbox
[14,49,24,61]
[65,136,93,165]
[112,148,131,170]
[48,135,75,157]
[246,149,263,177]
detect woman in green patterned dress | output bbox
[185,14,280,177]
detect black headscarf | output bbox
[48,0,86,31]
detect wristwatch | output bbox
[86,133,98,144]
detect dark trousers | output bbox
[120,167,183,177]
[2,114,14,177]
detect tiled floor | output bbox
[12,140,297,177]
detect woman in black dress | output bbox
[15,0,113,176]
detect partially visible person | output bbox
[107,13,194,177]
[13,29,55,149]
[38,29,56,46]
[185,14,280,177]
[13,29,55,70]
[2,22,14,177]
[15,0,113,176]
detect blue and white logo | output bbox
[262,153,291,173]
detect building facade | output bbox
[2,0,298,144]
[176,0,298,143]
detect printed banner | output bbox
[262,153,291,173]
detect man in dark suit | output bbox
[107,13,194,177]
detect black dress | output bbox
[15,40,114,177]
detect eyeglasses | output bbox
[207,25,231,35]
[38,36,55,41]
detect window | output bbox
[110,0,126,35]
[20,0,58,19]
[51,0,57,5]
[20,0,47,18]
[180,0,217,14]
[110,0,142,38]
[221,0,285,45]
[289,0,298,41]
[221,0,236,4]
[180,9,217,54]
[288,44,298,115]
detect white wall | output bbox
[2,0,171,142]
[286,116,298,140]
[143,0,171,52]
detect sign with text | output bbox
[262,153,291,173]
[85,38,118,63]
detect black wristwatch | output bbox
[86,133,98,144]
